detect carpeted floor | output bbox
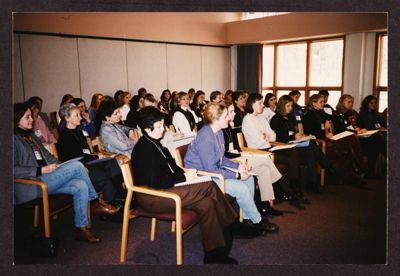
[14,176,386,265]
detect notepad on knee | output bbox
[174,175,212,187]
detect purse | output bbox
[25,237,59,258]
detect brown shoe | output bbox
[91,199,120,216]
[76,227,101,243]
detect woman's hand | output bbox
[129,130,139,141]
[97,153,105,159]
[173,133,184,139]
[357,128,367,134]
[41,163,59,174]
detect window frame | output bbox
[373,32,388,112]
[262,36,345,105]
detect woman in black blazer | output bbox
[58,103,125,206]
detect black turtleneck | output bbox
[131,133,185,189]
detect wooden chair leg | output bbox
[239,208,243,223]
[171,221,176,232]
[176,218,183,265]
[120,191,133,263]
[150,218,157,241]
[87,204,92,228]
[42,195,51,238]
[33,204,39,228]
[320,168,325,186]
[269,200,274,207]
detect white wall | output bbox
[343,32,376,110]
[13,34,231,113]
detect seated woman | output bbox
[125,95,145,129]
[242,94,306,201]
[14,102,118,243]
[359,95,387,131]
[303,94,366,185]
[158,89,173,126]
[97,100,138,159]
[232,91,247,128]
[115,91,131,123]
[262,93,276,123]
[190,90,206,130]
[172,92,201,136]
[334,94,385,178]
[131,106,238,264]
[57,103,125,206]
[210,90,223,104]
[223,103,284,216]
[88,92,104,123]
[270,95,333,193]
[27,100,57,151]
[184,103,279,234]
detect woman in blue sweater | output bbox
[184,103,279,234]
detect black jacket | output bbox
[303,109,328,139]
[270,114,295,143]
[57,128,97,163]
[131,134,186,189]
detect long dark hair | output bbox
[360,95,378,112]
[276,95,293,116]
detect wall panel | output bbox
[19,34,80,113]
[13,34,24,103]
[127,42,167,99]
[167,44,202,93]
[78,38,128,104]
[201,46,231,95]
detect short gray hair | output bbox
[59,103,78,119]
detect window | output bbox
[262,37,344,107]
[375,33,387,112]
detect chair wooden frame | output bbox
[14,178,85,238]
[118,159,197,265]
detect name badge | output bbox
[289,131,294,136]
[34,150,43,160]
[83,149,91,154]
[228,142,234,152]
[321,124,325,130]
[374,123,381,129]
[34,130,43,137]
[296,115,301,122]
[323,107,332,115]
[82,130,89,137]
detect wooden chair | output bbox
[118,159,199,265]
[175,143,243,222]
[15,143,83,238]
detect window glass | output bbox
[379,35,387,87]
[309,40,344,86]
[276,43,307,86]
[262,46,274,87]
[379,91,387,112]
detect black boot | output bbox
[260,201,283,217]
[203,247,238,264]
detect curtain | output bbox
[236,44,262,94]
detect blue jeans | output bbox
[212,176,261,223]
[40,161,98,228]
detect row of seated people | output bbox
[14,87,386,264]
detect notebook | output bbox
[174,175,212,187]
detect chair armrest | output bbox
[181,168,225,193]
[241,147,273,156]
[270,141,290,146]
[132,185,182,210]
[14,178,47,189]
